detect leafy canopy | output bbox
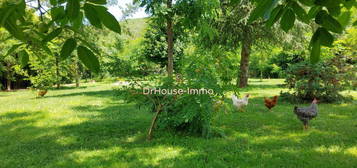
[0,0,121,72]
[249,0,357,64]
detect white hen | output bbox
[232,94,250,110]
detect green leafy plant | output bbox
[0,0,121,73]
[281,54,354,103]
[115,50,228,139]
[249,0,356,64]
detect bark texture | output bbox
[238,28,252,88]
[166,0,174,78]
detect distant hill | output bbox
[117,18,149,60]
[120,18,149,40]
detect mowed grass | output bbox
[1,79,357,168]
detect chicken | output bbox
[293,98,318,130]
[37,90,48,97]
[232,94,249,111]
[264,96,278,110]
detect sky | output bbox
[108,0,149,20]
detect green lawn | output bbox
[1,79,357,168]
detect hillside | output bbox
[117,18,149,60]
[120,18,149,40]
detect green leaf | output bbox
[5,43,23,56]
[43,28,62,42]
[77,46,100,73]
[41,45,53,55]
[19,50,29,67]
[4,21,24,40]
[314,0,342,8]
[291,1,307,22]
[321,13,343,33]
[66,0,80,21]
[298,0,314,6]
[83,3,102,28]
[77,37,100,55]
[60,38,77,60]
[263,0,279,20]
[327,6,341,16]
[72,11,84,30]
[266,5,284,28]
[15,0,26,16]
[50,0,58,6]
[0,6,16,26]
[87,0,107,5]
[248,0,275,23]
[315,10,328,24]
[93,5,121,33]
[316,27,334,47]
[280,8,295,32]
[310,36,321,64]
[51,6,65,20]
[307,6,321,19]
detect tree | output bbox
[134,0,175,77]
[135,0,206,78]
[198,0,278,87]
[0,28,24,90]
[141,17,185,72]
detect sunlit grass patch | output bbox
[0,80,356,168]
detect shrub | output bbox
[115,50,228,139]
[281,55,354,103]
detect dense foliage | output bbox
[141,19,185,72]
[250,50,306,78]
[281,54,355,103]
[0,0,121,74]
[116,48,233,138]
[249,0,357,63]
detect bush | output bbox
[115,50,228,138]
[281,55,354,103]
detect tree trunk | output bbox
[55,54,60,89]
[238,31,252,88]
[74,58,80,87]
[147,104,163,141]
[166,0,174,78]
[6,75,11,91]
[6,63,11,91]
[260,70,263,82]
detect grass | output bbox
[1,79,356,168]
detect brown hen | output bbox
[264,96,278,110]
[37,90,48,97]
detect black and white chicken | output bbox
[293,98,318,130]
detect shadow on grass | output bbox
[49,86,88,91]
[0,109,150,167]
[1,95,356,167]
[44,90,118,99]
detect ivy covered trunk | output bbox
[238,30,252,88]
[166,0,174,78]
